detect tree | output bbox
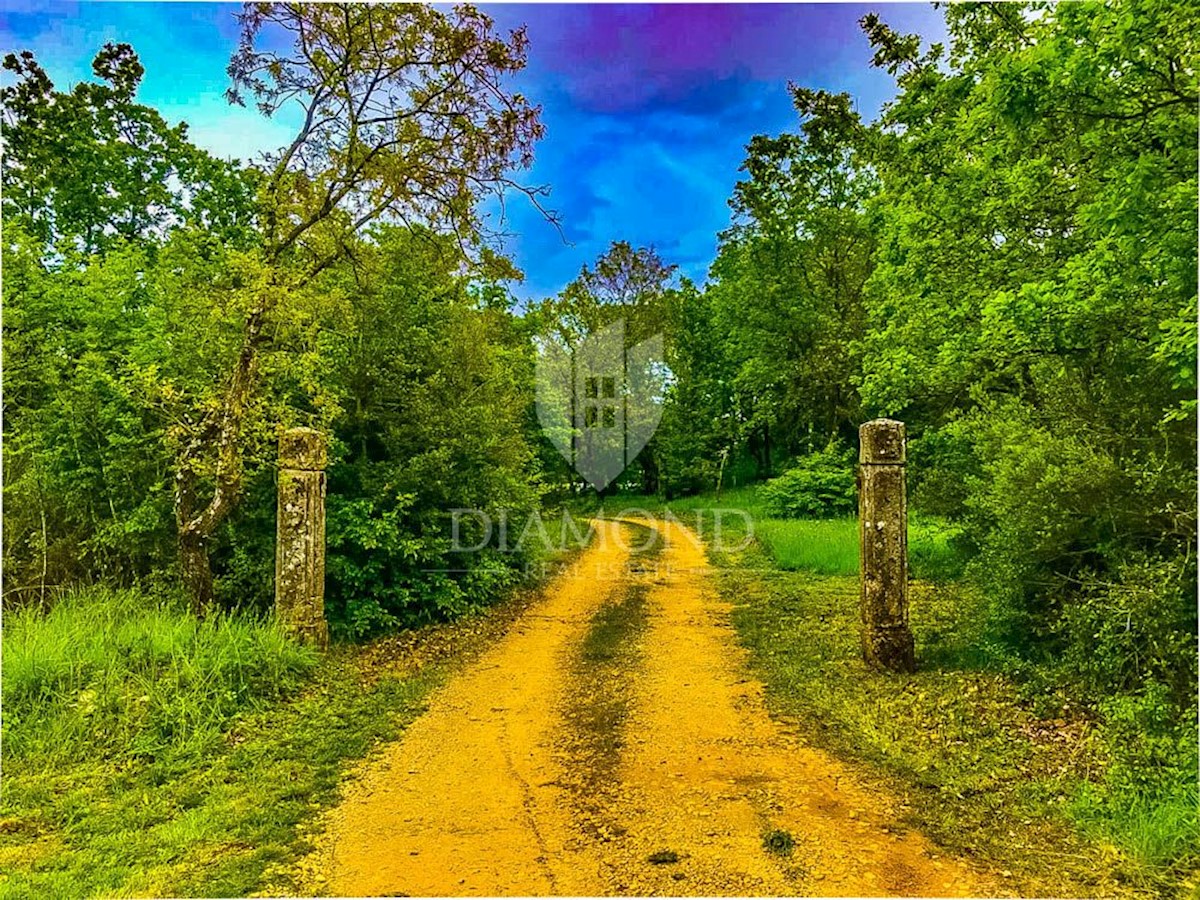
[1,45,258,605]
[857,1,1197,699]
[527,241,677,494]
[1,44,257,254]
[531,241,676,350]
[172,2,551,611]
[705,87,876,477]
[317,227,543,634]
[652,279,740,496]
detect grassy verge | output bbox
[720,547,1132,896]
[0,548,580,898]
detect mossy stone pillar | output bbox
[858,418,915,672]
[275,427,328,649]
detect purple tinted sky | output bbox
[1,3,946,299]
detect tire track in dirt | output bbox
[297,519,632,896]
[298,516,995,897]
[608,516,990,896]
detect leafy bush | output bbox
[325,493,526,637]
[908,517,970,582]
[1061,556,1197,703]
[959,405,1197,705]
[759,446,856,519]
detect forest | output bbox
[1,2,1197,897]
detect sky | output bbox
[1,2,947,300]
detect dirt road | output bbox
[301,517,992,896]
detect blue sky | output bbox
[1,2,946,299]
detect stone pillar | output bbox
[858,418,915,672]
[275,427,329,649]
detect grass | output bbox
[2,588,319,764]
[753,515,965,580]
[0,577,564,898]
[1072,783,1200,875]
[589,484,966,582]
[754,518,859,575]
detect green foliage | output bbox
[528,241,678,496]
[0,219,310,600]
[759,446,856,518]
[1,44,257,253]
[325,494,523,636]
[907,518,969,583]
[319,227,543,635]
[690,87,875,475]
[5,5,552,612]
[1,25,548,621]
[853,0,1198,716]
[653,281,740,497]
[1071,685,1200,876]
[1059,556,1197,702]
[229,2,546,275]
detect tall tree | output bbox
[528,241,677,493]
[857,1,1197,698]
[531,240,677,350]
[173,2,551,611]
[706,87,876,473]
[1,43,257,254]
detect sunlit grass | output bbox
[753,516,967,581]
[3,587,319,763]
[630,483,966,581]
[755,517,859,575]
[0,587,432,898]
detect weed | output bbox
[762,828,795,856]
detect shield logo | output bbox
[536,319,665,491]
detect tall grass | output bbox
[2,587,318,763]
[751,516,967,581]
[606,485,967,580]
[755,518,859,575]
[1072,783,1200,875]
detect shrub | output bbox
[324,493,528,637]
[1071,684,1200,876]
[759,446,856,519]
[1061,555,1197,704]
